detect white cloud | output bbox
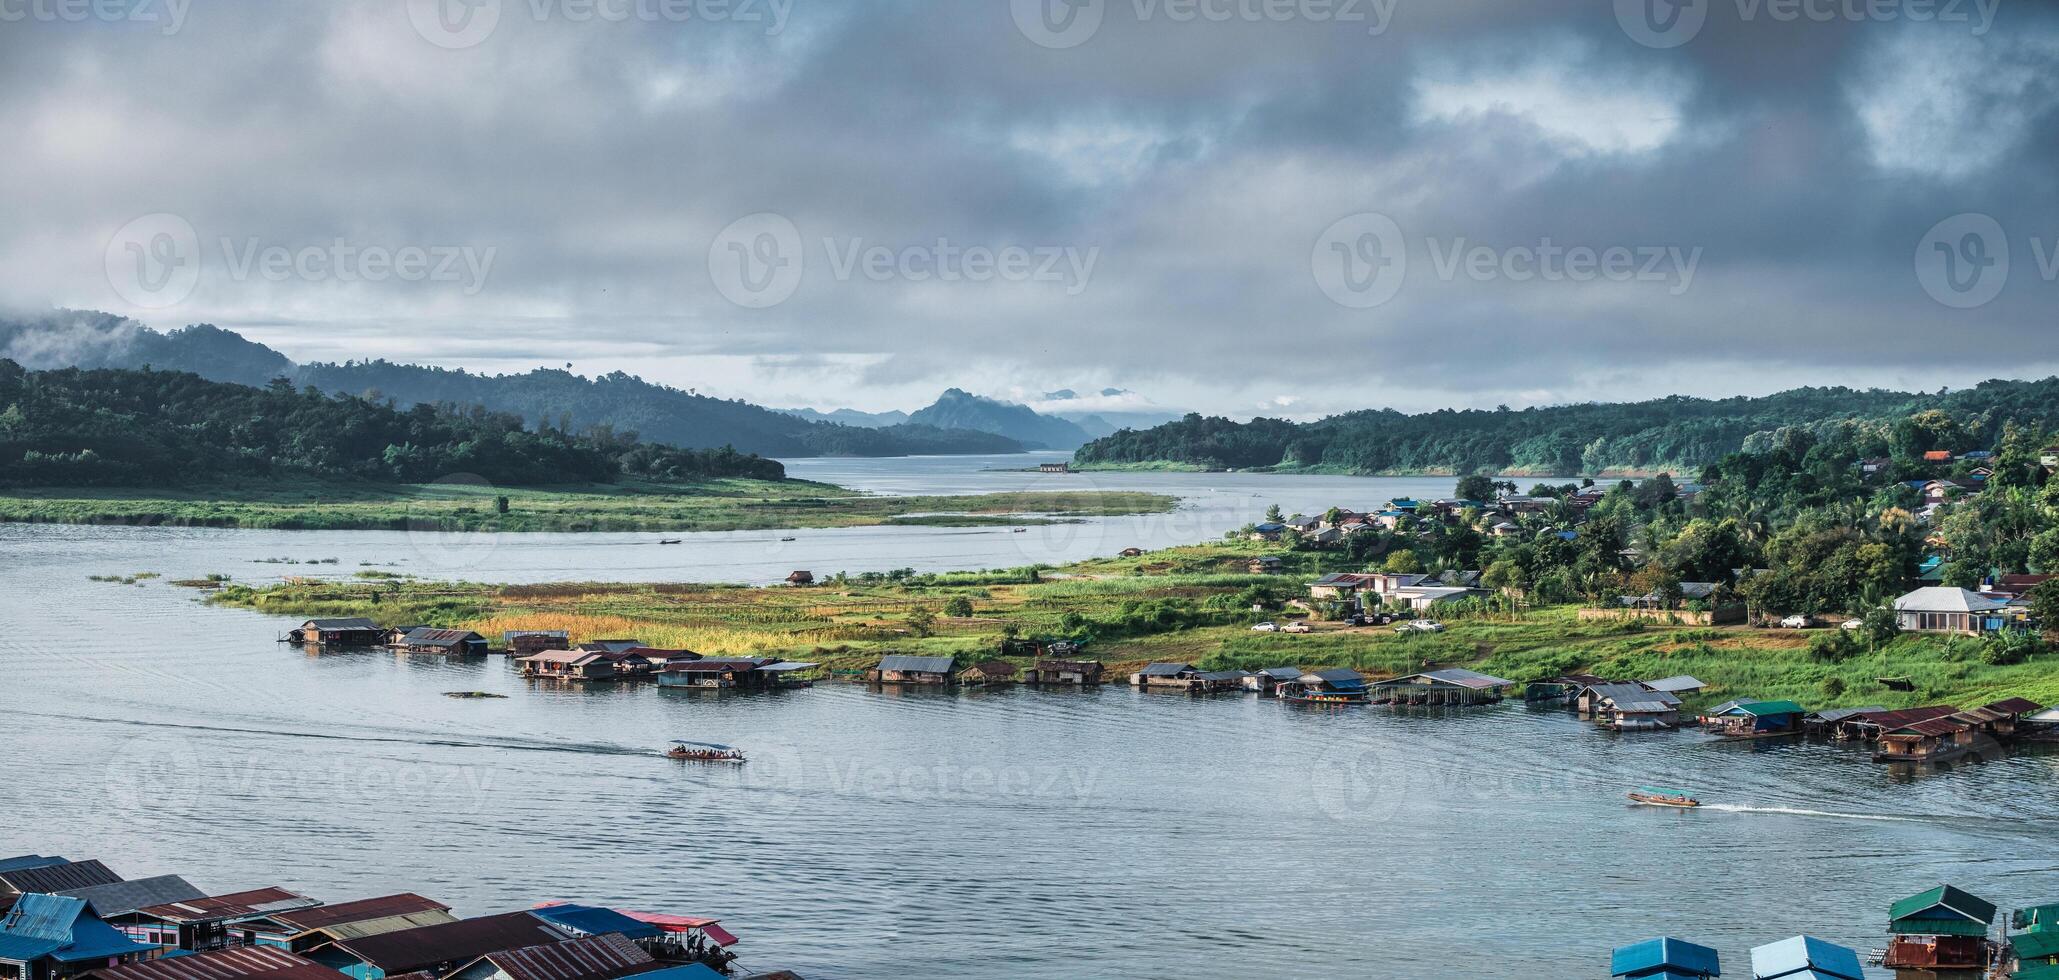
[1412,37,1691,158]
[1848,28,2059,181]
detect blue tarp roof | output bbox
[1613,936,1721,977]
[526,904,659,941]
[629,965,724,980]
[1749,935,1864,980]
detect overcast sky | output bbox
[3,0,2056,418]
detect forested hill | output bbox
[0,311,1022,458]
[1072,380,2059,476]
[0,360,788,487]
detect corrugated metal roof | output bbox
[2012,930,2059,960]
[1585,683,1679,707]
[1137,663,1195,677]
[1849,705,1960,729]
[475,933,652,980]
[2,894,87,943]
[324,911,565,973]
[271,895,450,933]
[1610,936,1719,977]
[140,887,321,923]
[523,906,656,941]
[1,859,123,894]
[1810,707,1888,724]
[400,629,483,648]
[1257,667,1304,680]
[90,944,316,980]
[302,619,380,630]
[1730,700,1806,717]
[1748,935,1864,980]
[58,875,205,917]
[876,655,955,674]
[1641,676,1705,693]
[1890,884,1997,927]
[1985,697,2045,715]
[312,911,463,943]
[0,857,66,875]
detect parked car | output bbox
[1779,614,1811,629]
[1840,618,1865,631]
[1251,621,1280,632]
[1282,621,1312,633]
[1394,620,1446,633]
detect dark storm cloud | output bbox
[1,0,2056,415]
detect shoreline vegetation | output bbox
[198,538,2059,710]
[1068,460,1680,479]
[0,479,1177,532]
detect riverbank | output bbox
[0,478,1177,532]
[1070,460,1679,479]
[197,541,2059,710]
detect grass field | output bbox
[197,540,2059,710]
[0,478,1176,533]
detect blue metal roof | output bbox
[526,904,659,941]
[629,965,725,980]
[0,893,153,965]
[1613,936,1721,978]
[1749,935,1863,980]
[0,933,65,962]
[0,856,65,874]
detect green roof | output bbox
[2013,964,2059,980]
[1735,699,1807,716]
[2014,930,2059,961]
[1890,885,1998,935]
[2017,905,2059,931]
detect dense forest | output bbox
[1075,380,2059,476]
[0,360,787,487]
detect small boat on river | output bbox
[666,740,746,763]
[1627,786,1700,808]
[658,539,684,545]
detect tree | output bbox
[1265,503,1283,523]
[1455,474,1498,502]
[906,606,936,637]
[1382,550,1423,574]
[943,595,974,618]
[1860,604,1901,650]
[2029,581,2059,634]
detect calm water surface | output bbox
[3,455,2055,978]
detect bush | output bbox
[1820,676,1846,698]
[1808,629,1862,664]
[1980,630,2042,666]
[942,596,974,618]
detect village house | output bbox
[1038,462,1070,473]
[1245,557,1283,575]
[784,571,814,586]
[1883,885,1997,973]
[1705,700,1807,738]
[303,911,568,980]
[1306,573,1375,600]
[1821,705,1960,743]
[1894,587,2012,634]
[396,629,489,657]
[1576,683,1684,731]
[1874,716,1978,763]
[515,651,620,682]
[1241,667,1304,694]
[241,894,456,954]
[1020,659,1104,686]
[1128,663,1241,693]
[657,658,781,690]
[1370,669,1513,706]
[1611,937,1720,980]
[1281,668,1367,702]
[868,655,957,685]
[120,888,322,952]
[84,944,351,980]
[289,619,386,647]
[0,894,156,980]
[1248,523,1287,542]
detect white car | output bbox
[1841,619,1865,631]
[1779,615,1811,629]
[1282,621,1312,634]
[1394,620,1446,633]
[1250,621,1280,632]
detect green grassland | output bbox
[197,540,2059,710]
[0,478,1175,533]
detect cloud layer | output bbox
[3,0,2056,416]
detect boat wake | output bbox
[1699,803,1922,822]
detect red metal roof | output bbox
[1852,705,1961,729]
[141,887,318,923]
[1985,697,2045,715]
[89,945,321,980]
[475,933,652,980]
[606,911,716,932]
[269,894,449,932]
[698,924,738,948]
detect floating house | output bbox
[501,632,569,657]
[1883,884,1997,973]
[1281,668,1368,704]
[124,887,322,951]
[1960,697,2046,739]
[1803,706,1889,734]
[1749,934,1864,980]
[658,659,773,690]
[0,893,156,980]
[1020,659,1104,686]
[518,906,654,943]
[1873,716,1977,763]
[1577,683,1683,731]
[1611,936,1720,979]
[1242,667,1305,694]
[1824,705,1960,742]
[4,862,125,903]
[54,876,204,928]
[396,629,489,657]
[304,911,567,980]
[959,661,1018,686]
[1369,669,1513,706]
[868,655,957,685]
[445,933,650,980]
[515,651,619,682]
[1641,675,1706,697]
[1706,700,1807,739]
[243,895,456,953]
[2008,929,2059,979]
[1130,663,1200,689]
[84,945,351,980]
[289,619,387,647]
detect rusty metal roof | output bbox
[471,932,653,980]
[324,911,565,973]
[1849,705,1960,729]
[140,887,321,924]
[2,860,124,894]
[89,944,321,980]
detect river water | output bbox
[3,455,2055,979]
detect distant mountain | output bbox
[1033,386,1183,437]
[775,406,910,428]
[0,311,1023,459]
[908,388,1095,450]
